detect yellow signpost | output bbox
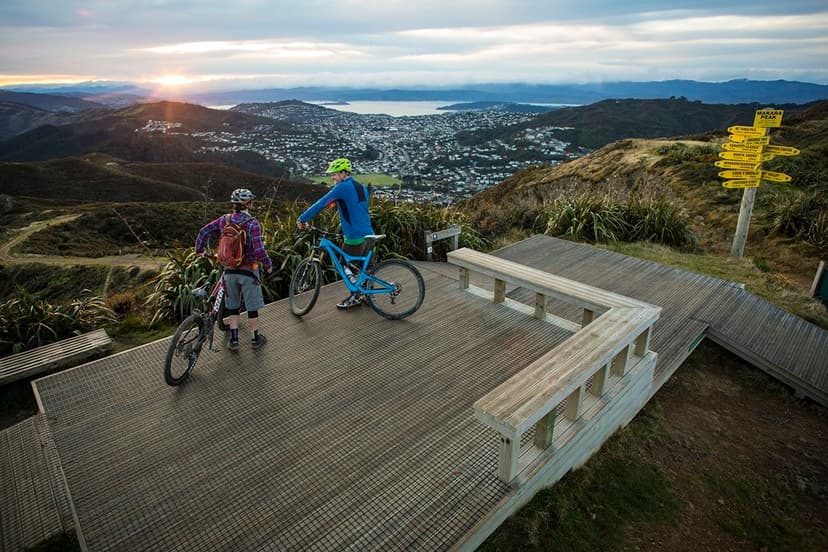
[753,109,784,128]
[718,170,760,180]
[714,108,800,257]
[729,134,771,145]
[722,142,763,153]
[714,160,760,170]
[727,125,766,136]
[719,150,763,162]
[764,144,800,156]
[723,180,761,189]
[760,170,792,183]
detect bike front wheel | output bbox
[365,259,425,320]
[289,258,322,316]
[164,314,205,386]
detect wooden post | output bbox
[591,363,611,396]
[534,293,548,320]
[612,344,630,377]
[582,309,595,327]
[459,267,470,289]
[533,410,557,449]
[564,385,584,420]
[633,327,651,357]
[731,186,757,258]
[497,435,520,482]
[425,229,433,261]
[493,279,506,303]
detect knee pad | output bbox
[226,307,241,316]
[248,310,259,319]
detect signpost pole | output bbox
[730,185,758,258]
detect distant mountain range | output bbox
[3,79,827,106]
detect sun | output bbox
[151,75,195,87]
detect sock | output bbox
[231,329,239,341]
[252,330,259,341]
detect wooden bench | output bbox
[447,248,661,483]
[0,329,113,386]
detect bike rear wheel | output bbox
[289,258,322,316]
[365,259,425,320]
[164,314,205,386]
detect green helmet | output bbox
[325,158,352,174]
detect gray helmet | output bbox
[231,188,255,203]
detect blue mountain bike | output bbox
[289,226,425,320]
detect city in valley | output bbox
[143,100,586,204]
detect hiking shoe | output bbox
[228,339,240,351]
[251,334,267,350]
[336,293,365,309]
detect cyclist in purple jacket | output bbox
[196,188,273,351]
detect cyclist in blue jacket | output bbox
[297,157,375,309]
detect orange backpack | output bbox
[216,215,248,268]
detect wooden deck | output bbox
[12,235,825,551]
[31,265,574,551]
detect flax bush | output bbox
[545,193,695,247]
[0,288,116,355]
[545,194,629,243]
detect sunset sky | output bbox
[1,0,827,91]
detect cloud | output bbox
[1,1,827,88]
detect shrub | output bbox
[0,289,117,355]
[625,197,695,248]
[545,194,629,243]
[145,250,222,325]
[767,191,822,238]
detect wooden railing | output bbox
[447,248,661,483]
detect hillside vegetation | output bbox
[0,154,325,203]
[0,101,292,176]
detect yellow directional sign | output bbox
[760,170,792,183]
[723,179,761,188]
[720,151,762,162]
[727,125,765,136]
[764,144,800,156]
[722,142,763,153]
[753,109,784,128]
[729,134,770,145]
[719,170,760,180]
[714,160,760,170]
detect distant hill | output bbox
[0,101,293,176]
[0,90,105,112]
[0,154,327,203]
[457,98,815,150]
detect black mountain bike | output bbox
[163,262,230,386]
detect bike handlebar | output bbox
[303,225,343,240]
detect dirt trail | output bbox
[0,213,166,270]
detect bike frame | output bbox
[314,236,396,296]
[209,276,225,322]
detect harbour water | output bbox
[208,100,575,117]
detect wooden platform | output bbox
[32,266,574,551]
[16,235,826,550]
